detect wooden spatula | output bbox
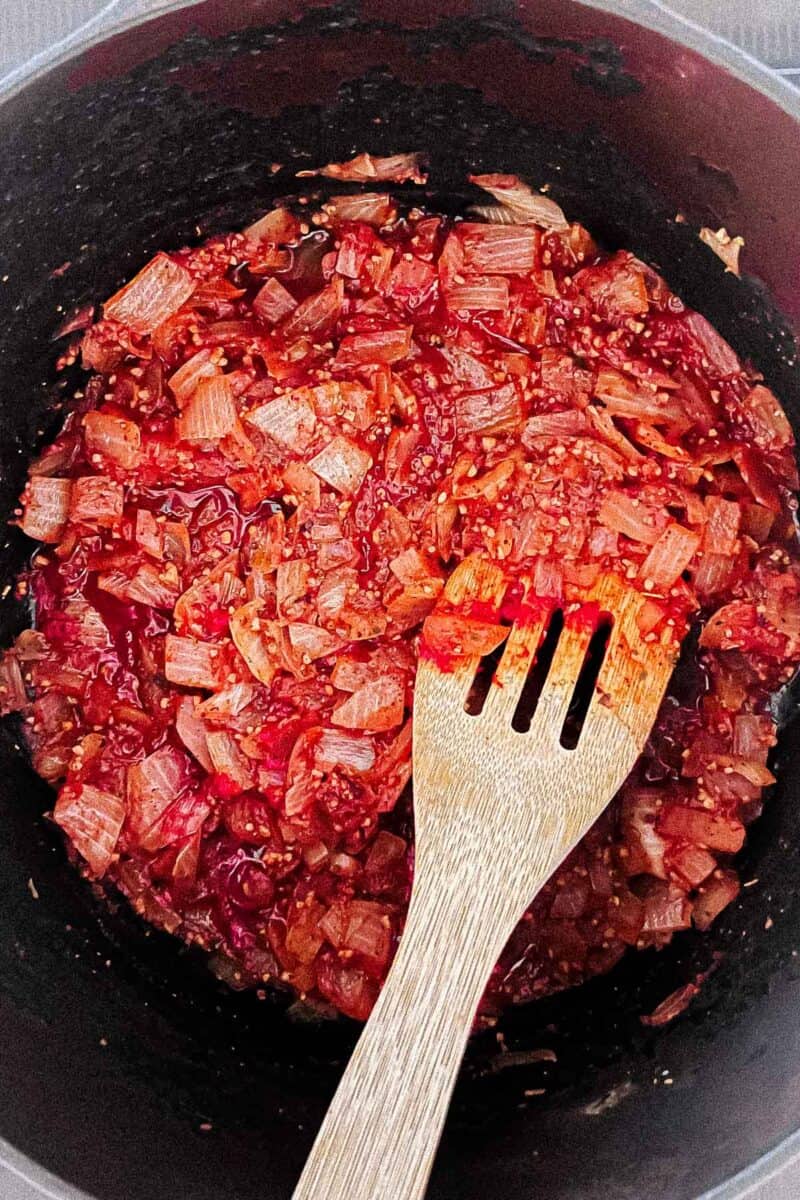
[292,553,679,1200]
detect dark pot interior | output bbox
[1,3,800,1198]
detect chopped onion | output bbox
[599,490,666,545]
[641,981,700,1027]
[658,805,745,853]
[198,683,257,722]
[422,613,508,662]
[98,561,181,609]
[164,634,226,690]
[83,411,141,469]
[308,436,373,496]
[206,730,254,791]
[175,696,213,771]
[104,252,196,335]
[639,522,700,588]
[178,375,238,441]
[741,384,793,450]
[456,384,522,436]
[53,783,125,877]
[335,326,412,366]
[304,151,426,184]
[458,223,538,274]
[253,277,298,325]
[127,745,194,848]
[469,173,568,230]
[316,728,376,773]
[168,349,221,408]
[246,392,316,450]
[287,622,343,660]
[332,675,405,732]
[0,652,27,715]
[244,206,300,244]
[445,276,509,311]
[328,192,397,226]
[684,311,740,376]
[19,476,72,542]
[282,277,344,340]
[703,495,740,555]
[229,600,280,686]
[69,475,124,528]
[693,869,740,931]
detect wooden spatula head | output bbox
[413,554,679,886]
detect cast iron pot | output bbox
[1,2,800,1198]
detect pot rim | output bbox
[0,2,798,1197]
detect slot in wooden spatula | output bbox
[292,553,679,1200]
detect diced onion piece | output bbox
[332,675,405,732]
[246,392,316,450]
[699,601,758,651]
[308,436,373,496]
[253,277,298,325]
[642,883,692,933]
[740,384,793,450]
[437,345,496,389]
[328,192,397,226]
[244,206,301,244]
[127,745,193,847]
[287,622,343,661]
[641,981,700,1027]
[422,613,508,661]
[198,683,256,722]
[175,696,213,771]
[703,495,740,554]
[621,789,667,878]
[83,411,141,469]
[103,252,195,335]
[639,522,700,588]
[97,561,180,609]
[458,223,538,274]
[598,490,666,545]
[445,276,509,311]
[19,476,72,542]
[693,869,740,931]
[135,509,163,557]
[164,634,225,689]
[316,728,376,773]
[693,552,734,597]
[316,956,378,1021]
[229,600,279,686]
[305,151,426,184]
[658,805,745,852]
[469,173,569,230]
[0,652,27,715]
[178,375,238,441]
[69,476,124,527]
[733,714,775,763]
[206,730,254,792]
[168,349,221,407]
[456,383,522,436]
[282,277,344,340]
[731,445,782,513]
[340,899,392,969]
[523,410,590,440]
[577,253,649,320]
[53,783,125,877]
[335,326,412,365]
[684,311,740,376]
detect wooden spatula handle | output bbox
[291,867,526,1200]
